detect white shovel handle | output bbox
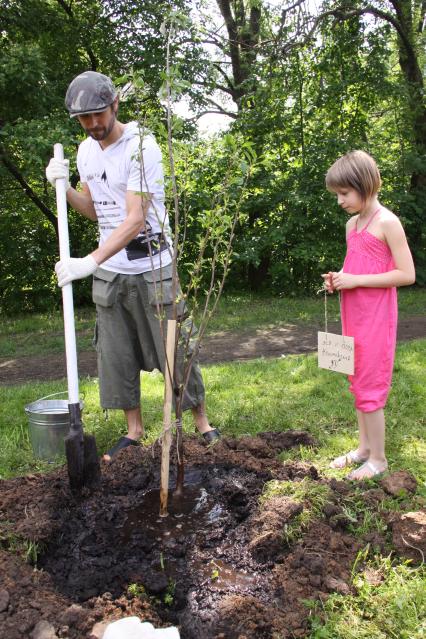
[54,143,79,405]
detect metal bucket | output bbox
[25,392,84,461]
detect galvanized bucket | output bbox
[25,392,84,461]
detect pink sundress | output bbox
[340,210,397,412]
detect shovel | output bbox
[54,143,100,491]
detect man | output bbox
[46,71,219,460]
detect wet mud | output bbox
[0,432,422,638]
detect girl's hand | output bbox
[321,272,335,293]
[331,272,358,290]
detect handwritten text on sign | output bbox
[318,331,354,375]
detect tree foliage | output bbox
[0,0,424,314]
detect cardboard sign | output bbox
[318,331,354,375]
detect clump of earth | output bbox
[0,432,422,639]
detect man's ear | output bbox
[112,96,119,114]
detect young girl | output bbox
[322,150,415,480]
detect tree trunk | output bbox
[0,146,58,234]
[216,0,261,108]
[393,0,426,272]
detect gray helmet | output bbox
[65,71,117,117]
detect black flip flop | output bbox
[202,428,221,443]
[105,436,140,459]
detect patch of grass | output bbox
[127,583,146,599]
[194,290,342,333]
[0,523,43,565]
[307,556,426,638]
[197,286,425,333]
[0,307,95,358]
[356,512,388,539]
[163,579,176,606]
[330,488,384,533]
[397,286,426,315]
[261,477,330,544]
[337,487,426,541]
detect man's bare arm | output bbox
[91,190,149,266]
[66,183,97,221]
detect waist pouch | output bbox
[125,232,168,261]
[92,268,119,307]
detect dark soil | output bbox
[1,316,425,385]
[0,432,423,639]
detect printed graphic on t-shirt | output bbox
[85,169,121,230]
[95,204,121,230]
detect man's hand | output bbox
[55,255,98,287]
[46,158,70,191]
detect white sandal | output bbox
[330,449,368,469]
[347,460,388,481]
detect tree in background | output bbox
[330,0,426,281]
[0,0,203,311]
[189,0,425,289]
[0,0,423,314]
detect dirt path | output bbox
[1,316,425,385]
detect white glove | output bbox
[55,255,98,287]
[103,617,180,638]
[46,158,70,191]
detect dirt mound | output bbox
[390,511,426,564]
[0,432,419,638]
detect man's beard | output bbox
[86,112,116,141]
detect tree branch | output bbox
[216,0,244,88]
[200,97,237,118]
[420,1,426,33]
[186,109,236,123]
[54,0,98,70]
[330,5,413,55]
[212,62,235,91]
[0,147,58,233]
[192,79,235,97]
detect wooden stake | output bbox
[160,319,177,517]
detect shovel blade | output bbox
[65,432,85,491]
[83,434,101,487]
[66,402,101,491]
[65,434,101,491]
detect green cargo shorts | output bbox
[92,264,205,411]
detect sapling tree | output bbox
[128,9,255,515]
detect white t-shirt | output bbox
[77,121,172,274]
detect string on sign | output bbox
[316,284,328,334]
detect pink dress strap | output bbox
[355,207,381,232]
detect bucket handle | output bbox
[36,391,85,402]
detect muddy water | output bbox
[120,471,258,599]
[120,469,216,545]
[36,459,270,625]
